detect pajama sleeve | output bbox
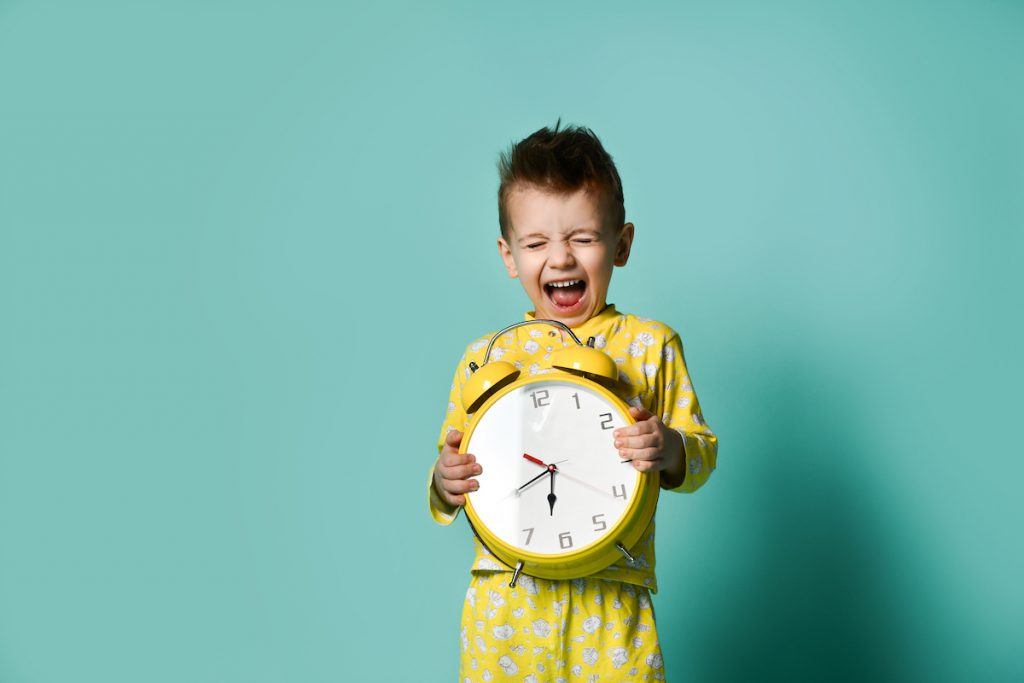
[652,333,718,493]
[428,352,472,525]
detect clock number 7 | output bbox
[522,528,534,546]
[529,390,550,409]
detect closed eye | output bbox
[569,231,601,245]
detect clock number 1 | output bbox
[572,392,580,409]
[530,390,550,409]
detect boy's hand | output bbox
[433,429,482,508]
[613,407,685,488]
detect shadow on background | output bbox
[669,353,919,682]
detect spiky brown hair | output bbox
[497,121,625,238]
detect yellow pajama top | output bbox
[429,305,717,592]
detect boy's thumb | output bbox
[629,406,654,421]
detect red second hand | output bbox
[523,453,546,467]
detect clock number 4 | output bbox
[599,412,614,430]
[529,390,550,409]
[612,484,628,500]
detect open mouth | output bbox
[544,279,587,311]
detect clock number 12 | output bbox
[529,390,550,409]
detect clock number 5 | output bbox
[592,514,607,532]
[530,390,550,409]
[599,412,614,430]
[558,531,574,549]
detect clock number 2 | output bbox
[599,412,614,430]
[529,390,550,409]
[522,528,534,545]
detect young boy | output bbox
[430,123,717,681]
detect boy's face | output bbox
[498,185,633,328]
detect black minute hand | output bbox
[516,469,549,494]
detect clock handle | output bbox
[474,319,618,385]
[508,561,525,588]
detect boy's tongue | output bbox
[549,281,586,308]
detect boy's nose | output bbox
[549,241,576,267]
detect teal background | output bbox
[1,1,1021,681]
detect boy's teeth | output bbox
[548,279,585,307]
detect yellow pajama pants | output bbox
[459,572,666,682]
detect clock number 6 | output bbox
[529,390,550,409]
[558,531,574,549]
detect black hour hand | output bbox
[547,471,557,516]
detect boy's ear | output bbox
[497,236,519,278]
[614,223,634,267]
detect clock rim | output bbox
[460,371,660,578]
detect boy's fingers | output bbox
[630,457,662,472]
[444,429,463,447]
[613,420,656,439]
[440,449,475,467]
[618,448,662,470]
[443,477,480,495]
[440,461,482,481]
[614,432,661,450]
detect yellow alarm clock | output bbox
[459,320,659,586]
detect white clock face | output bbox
[466,378,638,556]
